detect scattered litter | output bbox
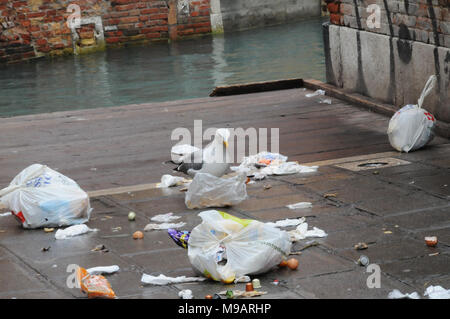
[0,212,12,217]
[128,211,136,221]
[144,222,186,231]
[384,230,393,234]
[91,244,108,252]
[133,231,144,239]
[319,98,332,104]
[44,228,54,233]
[323,193,337,198]
[272,280,279,286]
[287,222,327,242]
[111,226,122,232]
[387,75,437,153]
[41,246,50,252]
[388,289,420,299]
[218,290,267,298]
[425,236,438,247]
[205,294,213,299]
[185,173,247,209]
[158,174,191,188]
[213,293,222,299]
[188,210,291,283]
[429,252,439,256]
[55,224,97,240]
[151,212,181,223]
[234,276,251,284]
[286,202,312,210]
[52,264,58,268]
[231,152,317,177]
[141,274,206,285]
[266,217,306,228]
[87,265,120,275]
[168,229,190,249]
[357,255,370,267]
[252,279,261,289]
[424,285,450,299]
[0,164,92,229]
[171,144,201,164]
[0,230,5,233]
[245,283,254,292]
[354,242,368,250]
[77,266,116,299]
[306,89,326,98]
[178,289,193,299]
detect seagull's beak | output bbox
[223,141,229,148]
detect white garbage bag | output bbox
[185,173,247,209]
[0,164,91,229]
[188,210,292,283]
[387,75,437,153]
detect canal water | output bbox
[0,17,326,117]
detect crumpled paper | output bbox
[151,212,181,223]
[178,289,194,299]
[266,217,306,228]
[424,285,450,299]
[144,222,186,231]
[157,175,191,188]
[87,265,120,275]
[287,222,327,242]
[55,224,98,240]
[141,274,206,285]
[388,289,420,299]
[286,202,312,210]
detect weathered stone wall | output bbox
[324,0,450,124]
[218,0,322,32]
[326,0,449,47]
[0,0,212,63]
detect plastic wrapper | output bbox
[188,210,292,283]
[0,164,91,229]
[168,229,190,249]
[185,173,247,209]
[76,267,116,299]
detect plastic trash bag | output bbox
[188,210,292,283]
[387,75,437,153]
[0,164,91,229]
[185,173,247,209]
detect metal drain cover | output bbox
[334,157,411,171]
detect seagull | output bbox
[175,128,231,177]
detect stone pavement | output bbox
[0,143,449,299]
[0,86,449,299]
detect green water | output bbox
[0,18,326,117]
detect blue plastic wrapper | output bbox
[168,228,190,249]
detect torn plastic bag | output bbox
[188,210,292,283]
[0,164,91,229]
[387,75,437,152]
[185,173,247,209]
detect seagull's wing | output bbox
[175,149,204,175]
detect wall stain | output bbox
[397,23,413,64]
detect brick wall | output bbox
[325,0,449,48]
[0,0,212,64]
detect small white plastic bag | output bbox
[0,164,91,229]
[185,173,247,209]
[387,75,437,153]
